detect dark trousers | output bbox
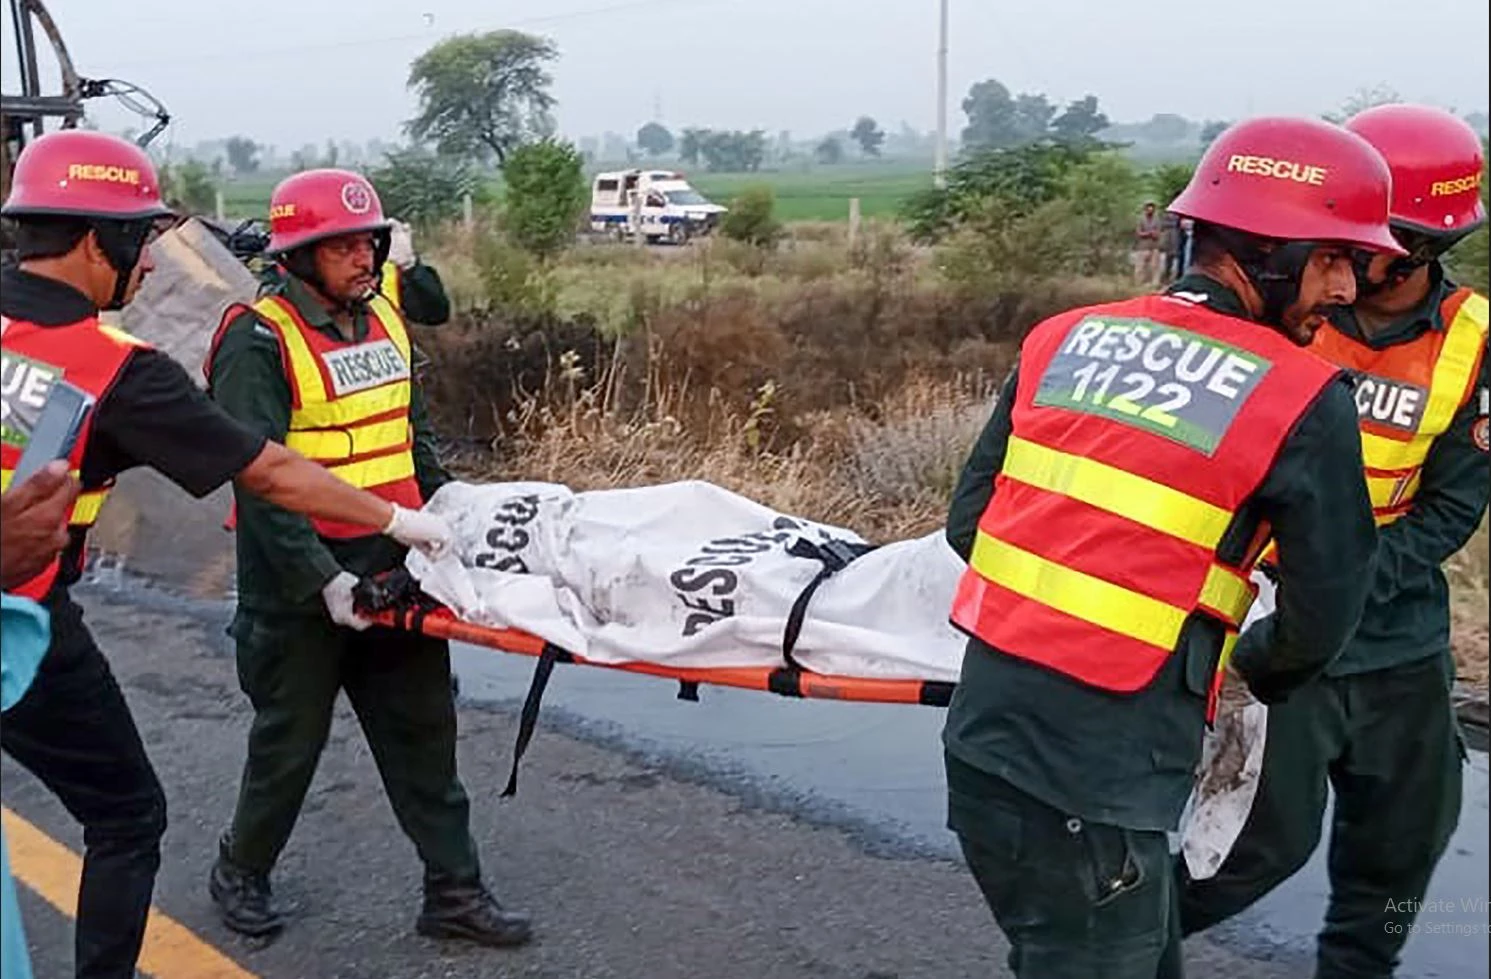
[1,594,167,979]
[1178,654,1465,978]
[223,609,480,882]
[946,752,1182,978]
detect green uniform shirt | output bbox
[1321,264,1490,676]
[207,276,452,615]
[941,274,1378,831]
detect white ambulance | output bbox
[588,169,726,244]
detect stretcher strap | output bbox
[782,537,878,669]
[502,642,570,798]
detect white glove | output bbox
[322,572,374,631]
[383,503,453,560]
[387,219,416,269]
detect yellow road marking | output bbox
[2,806,260,979]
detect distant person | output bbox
[939,116,1404,978]
[1160,212,1182,283]
[1178,103,1490,979]
[1134,200,1163,285]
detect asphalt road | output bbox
[2,586,1309,979]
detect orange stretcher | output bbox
[372,603,956,796]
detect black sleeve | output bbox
[1231,377,1379,701]
[399,262,452,326]
[945,365,1019,561]
[85,348,266,498]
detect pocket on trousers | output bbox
[1075,820,1146,908]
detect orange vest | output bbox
[950,293,1341,719]
[210,292,422,539]
[1,315,146,598]
[1310,287,1487,526]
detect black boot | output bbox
[416,872,533,947]
[208,838,284,938]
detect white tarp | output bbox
[409,478,1271,870]
[410,480,969,681]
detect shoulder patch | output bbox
[1473,416,1489,453]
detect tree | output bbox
[1012,94,1056,143]
[224,136,260,174]
[500,138,588,262]
[1324,84,1401,123]
[961,79,1020,151]
[1148,162,1195,210]
[1050,95,1109,145]
[637,121,675,157]
[699,130,767,172]
[815,136,844,165]
[1141,112,1191,144]
[720,185,782,249]
[369,146,482,229]
[1199,120,1230,149]
[405,30,558,164]
[850,116,885,156]
[679,128,707,165]
[159,160,217,215]
[1464,112,1490,138]
[900,140,1093,242]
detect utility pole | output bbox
[934,0,949,188]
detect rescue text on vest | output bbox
[1032,316,1273,455]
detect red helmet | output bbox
[1168,116,1405,255]
[266,168,389,254]
[1344,104,1486,238]
[2,130,171,220]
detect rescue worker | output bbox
[0,131,455,979]
[939,116,1404,978]
[1178,105,1489,977]
[203,168,531,947]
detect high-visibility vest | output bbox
[378,261,402,310]
[1311,287,1487,526]
[211,291,422,539]
[0,314,146,598]
[949,293,1342,718]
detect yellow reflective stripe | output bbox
[0,469,107,523]
[366,293,412,363]
[1002,436,1233,549]
[285,416,410,460]
[1375,510,1405,527]
[251,298,327,404]
[1360,430,1433,472]
[95,323,146,348]
[71,489,106,524]
[380,262,402,310]
[969,532,1183,651]
[288,382,412,430]
[1216,630,1238,674]
[1199,564,1255,626]
[325,450,415,488]
[1421,297,1487,435]
[1365,468,1421,510]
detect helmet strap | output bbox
[90,219,154,311]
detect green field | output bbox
[211,162,933,225]
[686,165,933,222]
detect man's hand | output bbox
[388,219,417,270]
[322,571,374,631]
[382,504,453,559]
[1,460,80,591]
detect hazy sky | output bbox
[5,0,1488,152]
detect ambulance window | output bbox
[597,179,619,192]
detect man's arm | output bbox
[1368,364,1489,607]
[397,263,451,326]
[946,365,1019,561]
[1231,378,1379,701]
[409,378,452,500]
[1,461,78,591]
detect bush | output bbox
[719,185,783,249]
[159,160,217,215]
[368,147,484,230]
[500,138,588,263]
